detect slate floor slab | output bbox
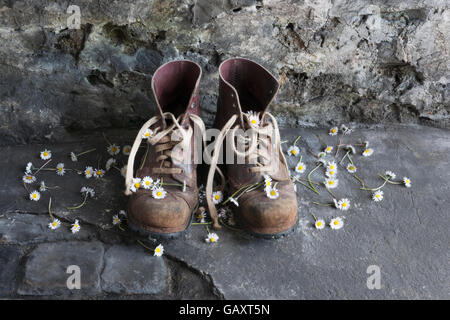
[1,124,449,299]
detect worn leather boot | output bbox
[206,58,298,237]
[124,60,204,238]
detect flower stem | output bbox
[76,148,96,156]
[352,174,366,187]
[311,213,318,221]
[312,201,333,207]
[102,132,112,146]
[293,135,301,146]
[34,159,52,175]
[48,197,56,220]
[325,187,338,199]
[339,150,350,165]
[378,174,403,185]
[298,181,320,195]
[316,134,326,146]
[360,180,387,192]
[192,222,213,226]
[137,239,154,251]
[67,192,89,210]
[307,163,322,193]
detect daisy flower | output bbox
[152,187,167,199]
[372,190,384,202]
[70,152,78,162]
[295,161,306,174]
[315,219,325,230]
[287,145,300,156]
[121,165,127,178]
[56,163,65,176]
[330,217,344,230]
[326,169,337,178]
[142,176,153,189]
[263,174,273,189]
[346,163,357,173]
[93,168,105,178]
[327,161,337,171]
[25,162,33,174]
[48,219,61,230]
[112,214,121,225]
[337,198,350,211]
[40,149,51,160]
[317,152,326,158]
[154,244,164,256]
[142,128,153,139]
[363,148,374,157]
[197,209,206,223]
[130,178,142,192]
[385,171,396,179]
[122,145,132,156]
[218,208,228,219]
[23,174,36,184]
[205,232,219,243]
[81,186,95,197]
[71,219,81,233]
[84,166,94,179]
[212,191,223,204]
[107,144,120,156]
[403,177,412,188]
[324,146,333,154]
[229,197,239,207]
[105,158,116,171]
[246,111,260,128]
[324,177,339,189]
[119,210,127,217]
[39,181,47,192]
[29,190,41,201]
[266,186,279,199]
[329,127,338,136]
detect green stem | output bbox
[293,135,301,146]
[316,134,326,146]
[360,180,387,192]
[192,222,213,226]
[307,163,323,193]
[312,201,333,207]
[76,148,96,156]
[67,193,89,210]
[102,132,112,146]
[352,174,366,187]
[339,150,350,165]
[137,239,154,251]
[348,154,354,165]
[378,174,403,185]
[325,187,338,200]
[311,213,318,221]
[48,197,56,220]
[34,159,52,175]
[298,181,320,195]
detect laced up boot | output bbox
[206,58,298,237]
[124,60,206,238]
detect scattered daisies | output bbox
[142,129,153,139]
[347,163,357,173]
[363,148,374,157]
[403,177,411,188]
[152,187,167,199]
[373,190,384,202]
[295,161,306,174]
[212,191,223,204]
[29,190,41,201]
[205,232,219,243]
[315,219,325,230]
[107,144,120,156]
[93,168,105,178]
[266,186,279,199]
[330,217,344,230]
[324,177,339,189]
[48,218,61,230]
[142,176,154,189]
[287,145,300,156]
[337,198,350,211]
[40,149,52,160]
[329,127,338,136]
[84,166,94,179]
[23,174,36,184]
[130,178,142,192]
[71,219,81,233]
[56,163,65,176]
[154,244,164,257]
[324,146,333,154]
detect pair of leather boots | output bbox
[124,58,298,239]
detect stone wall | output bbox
[0,0,449,145]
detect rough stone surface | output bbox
[0,124,449,299]
[0,246,22,296]
[101,244,167,294]
[0,1,449,146]
[18,241,104,296]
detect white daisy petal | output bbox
[154,244,164,256]
[330,217,344,230]
[107,144,120,156]
[403,177,411,188]
[329,127,338,136]
[29,190,41,201]
[152,187,167,199]
[372,190,384,202]
[315,219,325,230]
[212,191,223,204]
[205,232,219,243]
[40,149,52,160]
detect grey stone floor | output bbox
[0,124,449,299]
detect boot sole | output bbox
[127,203,198,240]
[238,217,299,240]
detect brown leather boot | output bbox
[124,60,204,238]
[206,58,298,238]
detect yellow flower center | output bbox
[58,167,62,171]
[329,165,335,170]
[156,191,162,197]
[327,147,331,152]
[365,149,370,153]
[33,194,37,198]
[27,176,32,180]
[334,220,339,225]
[97,171,102,175]
[52,222,57,226]
[376,194,381,198]
[125,148,130,153]
[291,149,297,155]
[350,166,354,170]
[43,152,48,156]
[329,171,334,175]
[342,202,347,207]
[298,165,303,170]
[87,170,91,174]
[251,119,256,124]
[134,183,140,188]
[317,221,322,227]
[331,129,336,133]
[214,195,220,200]
[211,237,216,242]
[156,247,160,253]
[266,181,271,186]
[145,133,150,137]
[270,190,276,196]
[329,181,334,185]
